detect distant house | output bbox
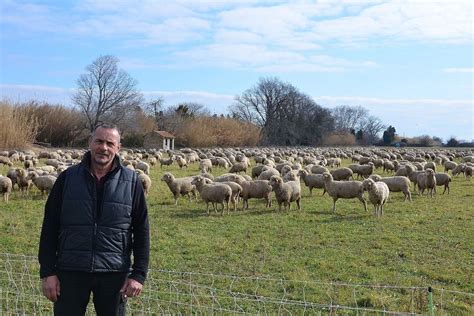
[143,130,175,150]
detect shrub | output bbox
[324,132,356,146]
[177,117,261,147]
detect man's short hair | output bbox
[92,123,122,142]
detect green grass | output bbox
[1,155,473,314]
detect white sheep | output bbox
[219,181,243,211]
[191,176,232,215]
[240,180,273,209]
[175,155,188,169]
[434,172,451,194]
[161,172,197,205]
[269,175,301,211]
[15,168,33,195]
[136,169,152,196]
[159,156,174,168]
[0,176,13,202]
[369,175,412,201]
[28,171,57,196]
[257,167,280,181]
[451,164,465,177]
[417,168,437,198]
[443,161,458,173]
[135,161,151,175]
[322,172,367,213]
[362,178,390,217]
[199,159,213,173]
[330,167,353,181]
[229,162,248,174]
[298,170,326,195]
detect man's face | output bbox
[89,127,121,167]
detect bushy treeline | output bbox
[0,100,261,149]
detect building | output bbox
[143,130,175,150]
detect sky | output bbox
[1,0,473,142]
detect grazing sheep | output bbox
[369,175,412,201]
[417,168,437,198]
[451,164,465,177]
[191,176,232,215]
[251,164,267,179]
[383,160,398,173]
[0,156,13,167]
[327,157,342,168]
[443,161,458,173]
[330,167,353,181]
[135,161,150,175]
[257,167,280,181]
[322,172,367,213]
[136,169,152,196]
[216,157,230,169]
[434,172,451,194]
[0,176,13,202]
[355,162,374,179]
[240,180,273,209]
[175,156,188,169]
[298,170,326,195]
[199,159,213,173]
[424,162,436,172]
[465,166,473,178]
[161,172,197,205]
[269,175,301,211]
[160,156,174,168]
[362,178,390,217]
[29,171,57,196]
[310,165,329,174]
[229,162,248,174]
[148,157,157,166]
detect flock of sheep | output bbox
[2,146,472,217]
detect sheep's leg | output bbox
[296,198,301,210]
[332,198,337,213]
[322,189,326,196]
[206,202,210,215]
[358,196,367,212]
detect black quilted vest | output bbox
[56,158,136,272]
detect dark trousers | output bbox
[54,270,128,316]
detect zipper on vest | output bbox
[91,222,97,272]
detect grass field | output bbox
[1,153,473,314]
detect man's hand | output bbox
[120,278,143,298]
[42,275,60,302]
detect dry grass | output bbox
[0,101,39,149]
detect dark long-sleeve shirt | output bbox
[38,155,150,284]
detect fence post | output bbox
[428,287,434,316]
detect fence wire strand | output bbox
[0,253,472,315]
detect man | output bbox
[38,123,150,315]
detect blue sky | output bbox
[1,0,473,141]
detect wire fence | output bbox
[0,253,472,315]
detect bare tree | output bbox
[72,55,143,132]
[229,77,333,145]
[331,105,368,132]
[360,115,385,144]
[144,97,164,128]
